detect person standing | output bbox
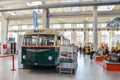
[83,46,86,57]
[79,46,82,54]
[90,47,94,59]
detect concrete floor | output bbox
[0,54,120,80]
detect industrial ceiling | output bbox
[0,0,120,26]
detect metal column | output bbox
[42,8,49,28]
[93,6,98,52]
[71,31,76,44]
[84,23,89,43]
[1,13,8,54]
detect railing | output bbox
[0,54,16,71]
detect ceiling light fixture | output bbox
[8,11,23,16]
[26,1,43,6]
[98,5,115,11]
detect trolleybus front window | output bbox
[24,35,54,46]
[39,35,54,46]
[24,35,37,46]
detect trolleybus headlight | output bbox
[48,56,53,60]
[23,55,26,59]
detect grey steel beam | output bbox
[8,22,109,26]
[0,1,120,12]
[7,14,42,20]
[50,11,120,18]
[8,27,120,32]
[7,10,120,20]
[50,22,108,24]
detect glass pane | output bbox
[88,24,93,28]
[101,23,107,28]
[98,5,115,11]
[89,31,93,43]
[64,31,71,41]
[76,31,84,42]
[9,26,18,30]
[76,24,84,28]
[24,34,54,46]
[22,25,28,30]
[62,0,80,12]
[64,24,71,28]
[102,31,109,43]
[51,24,61,29]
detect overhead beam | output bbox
[50,11,120,18]
[7,10,120,20]
[50,22,108,24]
[7,14,37,20]
[0,1,120,12]
[9,22,109,26]
[8,27,120,32]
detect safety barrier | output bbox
[0,54,16,71]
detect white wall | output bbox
[0,22,1,43]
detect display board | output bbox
[60,46,74,60]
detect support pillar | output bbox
[1,13,8,54]
[98,31,102,44]
[71,31,76,45]
[93,6,98,52]
[84,23,89,44]
[109,31,113,51]
[71,24,77,44]
[42,8,49,28]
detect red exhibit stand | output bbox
[95,56,104,62]
[99,60,120,71]
[0,54,16,71]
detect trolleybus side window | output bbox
[56,36,61,46]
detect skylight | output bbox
[98,0,115,11]
[107,17,120,27]
[98,5,115,11]
[61,0,80,12]
[8,11,23,16]
[34,9,43,14]
[26,1,42,6]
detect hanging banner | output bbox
[33,10,38,29]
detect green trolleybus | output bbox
[21,29,69,67]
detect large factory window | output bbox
[51,24,61,29]
[64,31,71,41]
[76,31,84,46]
[76,32,84,42]
[63,24,71,41]
[89,31,93,43]
[112,31,120,46]
[76,24,84,28]
[88,23,93,28]
[101,23,107,28]
[64,24,71,28]
[102,31,109,44]
[62,0,80,12]
[8,26,18,30]
[21,25,28,30]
